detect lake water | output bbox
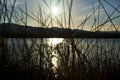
[6,38,120,67]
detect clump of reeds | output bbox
[0,0,120,80]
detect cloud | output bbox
[7,0,23,7]
[76,14,88,21]
[15,1,23,6]
[79,2,99,12]
[76,8,104,21]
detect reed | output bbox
[0,0,120,80]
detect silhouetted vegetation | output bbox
[0,23,120,38]
[0,0,120,80]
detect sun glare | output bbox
[47,38,64,69]
[52,51,58,68]
[52,7,59,16]
[48,38,63,46]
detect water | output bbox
[5,38,120,68]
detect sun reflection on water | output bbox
[47,38,64,46]
[47,38,64,70]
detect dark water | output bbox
[6,38,120,65]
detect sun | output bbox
[51,7,59,16]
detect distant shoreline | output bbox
[0,23,120,38]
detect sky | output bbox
[4,0,120,30]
